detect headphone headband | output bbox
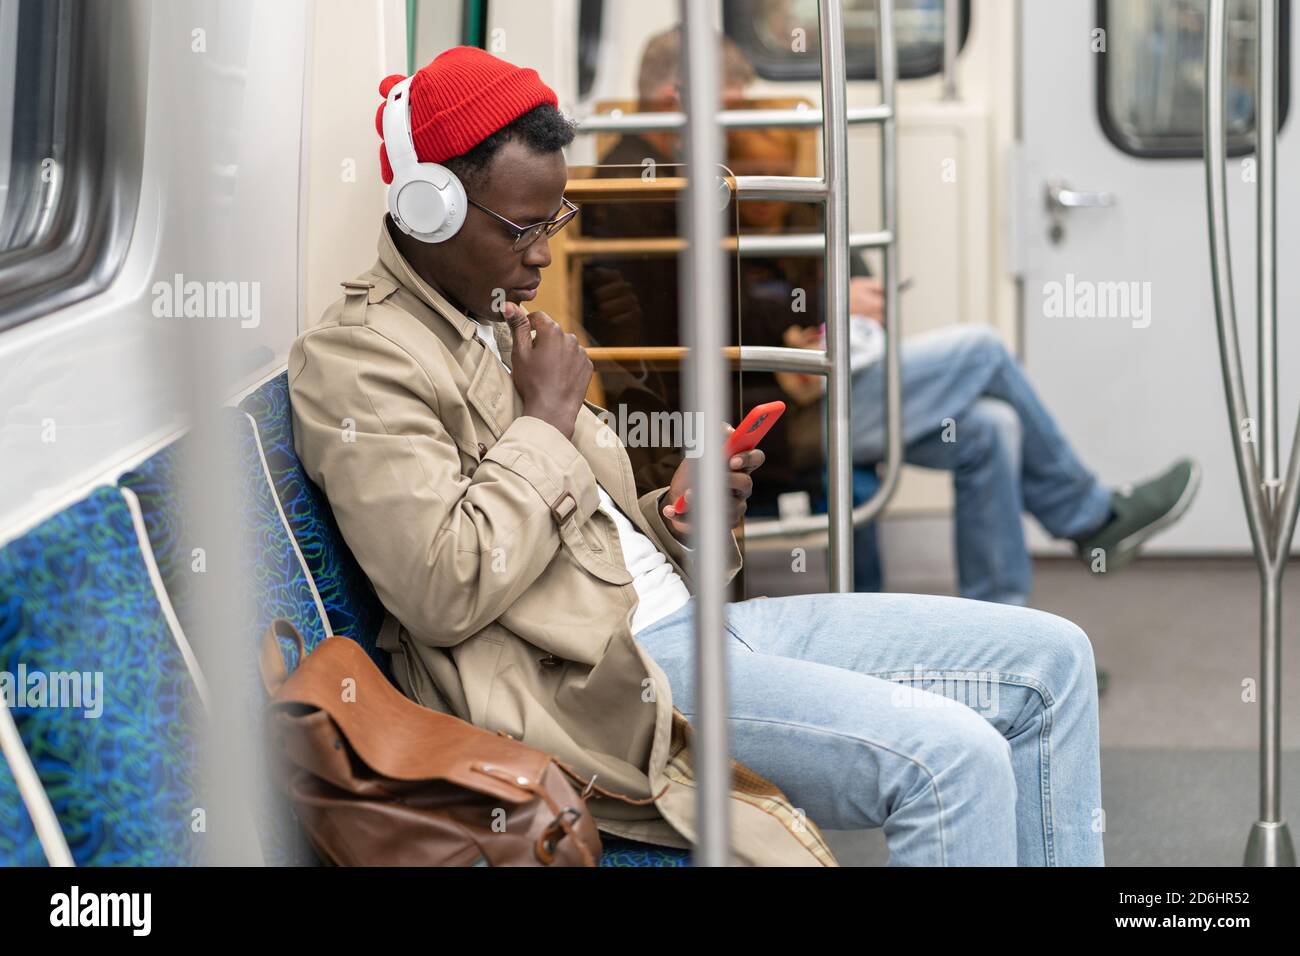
[383,76,419,173]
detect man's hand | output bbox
[504,302,592,441]
[775,324,828,407]
[588,267,643,347]
[660,425,765,541]
[849,277,884,323]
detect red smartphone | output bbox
[671,401,786,516]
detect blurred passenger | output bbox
[782,284,1200,604]
[585,26,885,589]
[622,25,1201,605]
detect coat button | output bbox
[477,442,487,457]
[539,654,563,670]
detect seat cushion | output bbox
[228,410,332,670]
[0,486,204,865]
[599,836,691,867]
[114,441,195,631]
[121,421,333,865]
[119,422,331,674]
[239,373,387,669]
[0,604,47,867]
[0,752,46,866]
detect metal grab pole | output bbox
[678,0,730,867]
[862,0,904,531]
[1258,0,1279,500]
[822,0,854,590]
[942,0,960,101]
[1204,0,1297,867]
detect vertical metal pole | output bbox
[845,0,904,564]
[1249,0,1294,867]
[1258,0,1279,502]
[1205,2,1267,560]
[822,0,854,591]
[1205,0,1295,866]
[679,0,730,866]
[942,0,960,100]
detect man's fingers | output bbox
[505,303,530,331]
[592,279,635,304]
[663,488,690,512]
[729,448,765,473]
[728,472,753,499]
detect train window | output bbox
[1098,0,1291,158]
[409,1,486,73]
[0,0,66,262]
[0,0,144,332]
[722,0,971,82]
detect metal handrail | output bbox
[1204,0,1298,867]
[563,229,891,257]
[740,230,892,256]
[577,104,892,134]
[585,345,833,375]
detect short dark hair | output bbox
[444,103,576,190]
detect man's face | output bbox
[412,138,568,320]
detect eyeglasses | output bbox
[465,196,579,252]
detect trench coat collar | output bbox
[375,216,488,343]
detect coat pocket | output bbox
[556,517,633,586]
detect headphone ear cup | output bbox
[388,163,467,243]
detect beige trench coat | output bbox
[287,221,837,866]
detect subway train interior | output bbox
[1,0,1299,907]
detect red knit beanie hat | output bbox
[375,46,559,184]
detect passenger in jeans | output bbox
[289,47,1105,865]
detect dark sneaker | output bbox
[1076,458,1201,573]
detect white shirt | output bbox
[471,319,691,633]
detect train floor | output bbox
[743,546,1300,866]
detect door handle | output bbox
[1045,178,1114,243]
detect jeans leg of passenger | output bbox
[966,328,1113,539]
[637,600,1019,865]
[850,325,1110,541]
[903,398,1032,604]
[639,592,1105,865]
[849,326,1005,462]
[853,516,883,592]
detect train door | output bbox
[1017,0,1300,553]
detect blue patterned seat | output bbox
[599,836,691,867]
[113,442,197,632]
[0,700,47,866]
[119,421,331,674]
[238,373,387,670]
[0,486,204,865]
[120,418,336,865]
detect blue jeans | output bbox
[848,325,1112,604]
[637,592,1104,866]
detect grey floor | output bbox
[743,532,1300,866]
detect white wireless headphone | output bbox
[383,76,468,243]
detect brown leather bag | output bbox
[258,620,604,866]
